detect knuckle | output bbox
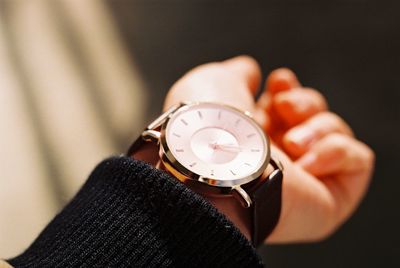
[304,87,324,98]
[303,88,328,108]
[236,55,258,66]
[314,111,339,124]
[367,147,376,165]
[360,143,376,169]
[312,112,354,136]
[324,133,349,155]
[324,112,343,124]
[269,67,294,78]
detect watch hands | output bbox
[216,144,245,152]
[209,142,246,153]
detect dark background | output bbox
[108,1,399,267]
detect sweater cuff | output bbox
[8,156,262,267]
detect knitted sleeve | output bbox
[7,156,263,267]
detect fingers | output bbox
[222,55,262,95]
[273,88,328,127]
[256,68,300,132]
[283,112,353,158]
[296,133,375,177]
[266,68,301,94]
[257,68,300,112]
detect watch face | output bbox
[161,103,270,187]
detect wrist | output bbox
[129,102,283,247]
[131,141,252,239]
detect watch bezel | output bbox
[159,102,271,188]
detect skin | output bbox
[163,56,375,243]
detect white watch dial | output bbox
[163,103,269,185]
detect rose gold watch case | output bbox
[159,102,271,189]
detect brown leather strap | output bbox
[129,138,161,166]
[249,161,283,246]
[128,136,282,247]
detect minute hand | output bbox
[214,144,247,153]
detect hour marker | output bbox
[244,163,252,166]
[197,111,203,119]
[210,170,215,176]
[218,111,222,120]
[251,149,260,152]
[180,119,188,126]
[173,133,181,138]
[235,119,241,126]
[230,170,236,176]
[247,133,256,138]
[176,149,184,152]
[189,162,197,167]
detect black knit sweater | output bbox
[8,157,263,267]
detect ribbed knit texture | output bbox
[8,157,263,267]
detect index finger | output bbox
[266,68,301,95]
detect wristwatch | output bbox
[127,102,283,247]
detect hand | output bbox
[163,56,375,243]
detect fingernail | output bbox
[286,127,316,148]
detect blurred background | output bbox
[0,0,399,267]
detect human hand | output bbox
[163,56,375,243]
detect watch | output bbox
[127,102,283,247]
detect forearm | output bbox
[6,157,262,267]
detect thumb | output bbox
[163,56,261,113]
[221,55,262,96]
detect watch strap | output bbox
[129,134,283,247]
[250,159,283,246]
[127,104,283,247]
